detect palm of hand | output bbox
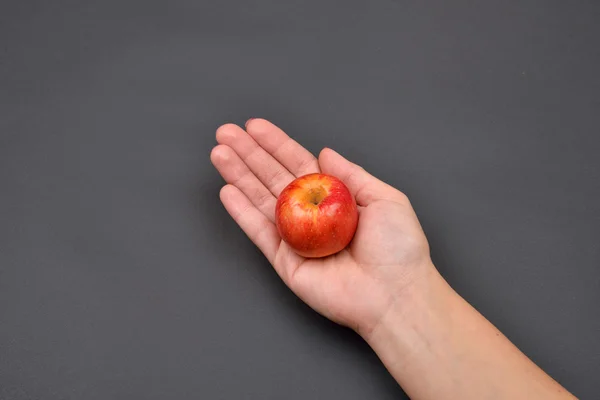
[211,120,430,335]
[282,198,429,334]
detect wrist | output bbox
[361,264,454,350]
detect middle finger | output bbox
[216,124,294,197]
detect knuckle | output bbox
[267,167,286,187]
[254,188,272,208]
[296,157,317,174]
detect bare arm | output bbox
[211,118,575,400]
[365,266,575,400]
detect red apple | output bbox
[275,173,358,258]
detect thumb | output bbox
[318,148,408,206]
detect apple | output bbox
[275,173,359,258]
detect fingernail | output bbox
[245,118,255,128]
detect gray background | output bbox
[1,0,599,399]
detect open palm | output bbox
[211,119,432,336]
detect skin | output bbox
[210,118,576,400]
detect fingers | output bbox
[318,148,408,206]
[216,124,294,197]
[245,119,320,177]
[219,184,280,266]
[210,145,277,222]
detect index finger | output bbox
[245,119,320,177]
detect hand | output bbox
[210,119,434,337]
[212,119,576,399]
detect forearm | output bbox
[363,265,575,400]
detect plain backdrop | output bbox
[1,0,599,399]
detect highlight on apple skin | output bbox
[275,173,359,258]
